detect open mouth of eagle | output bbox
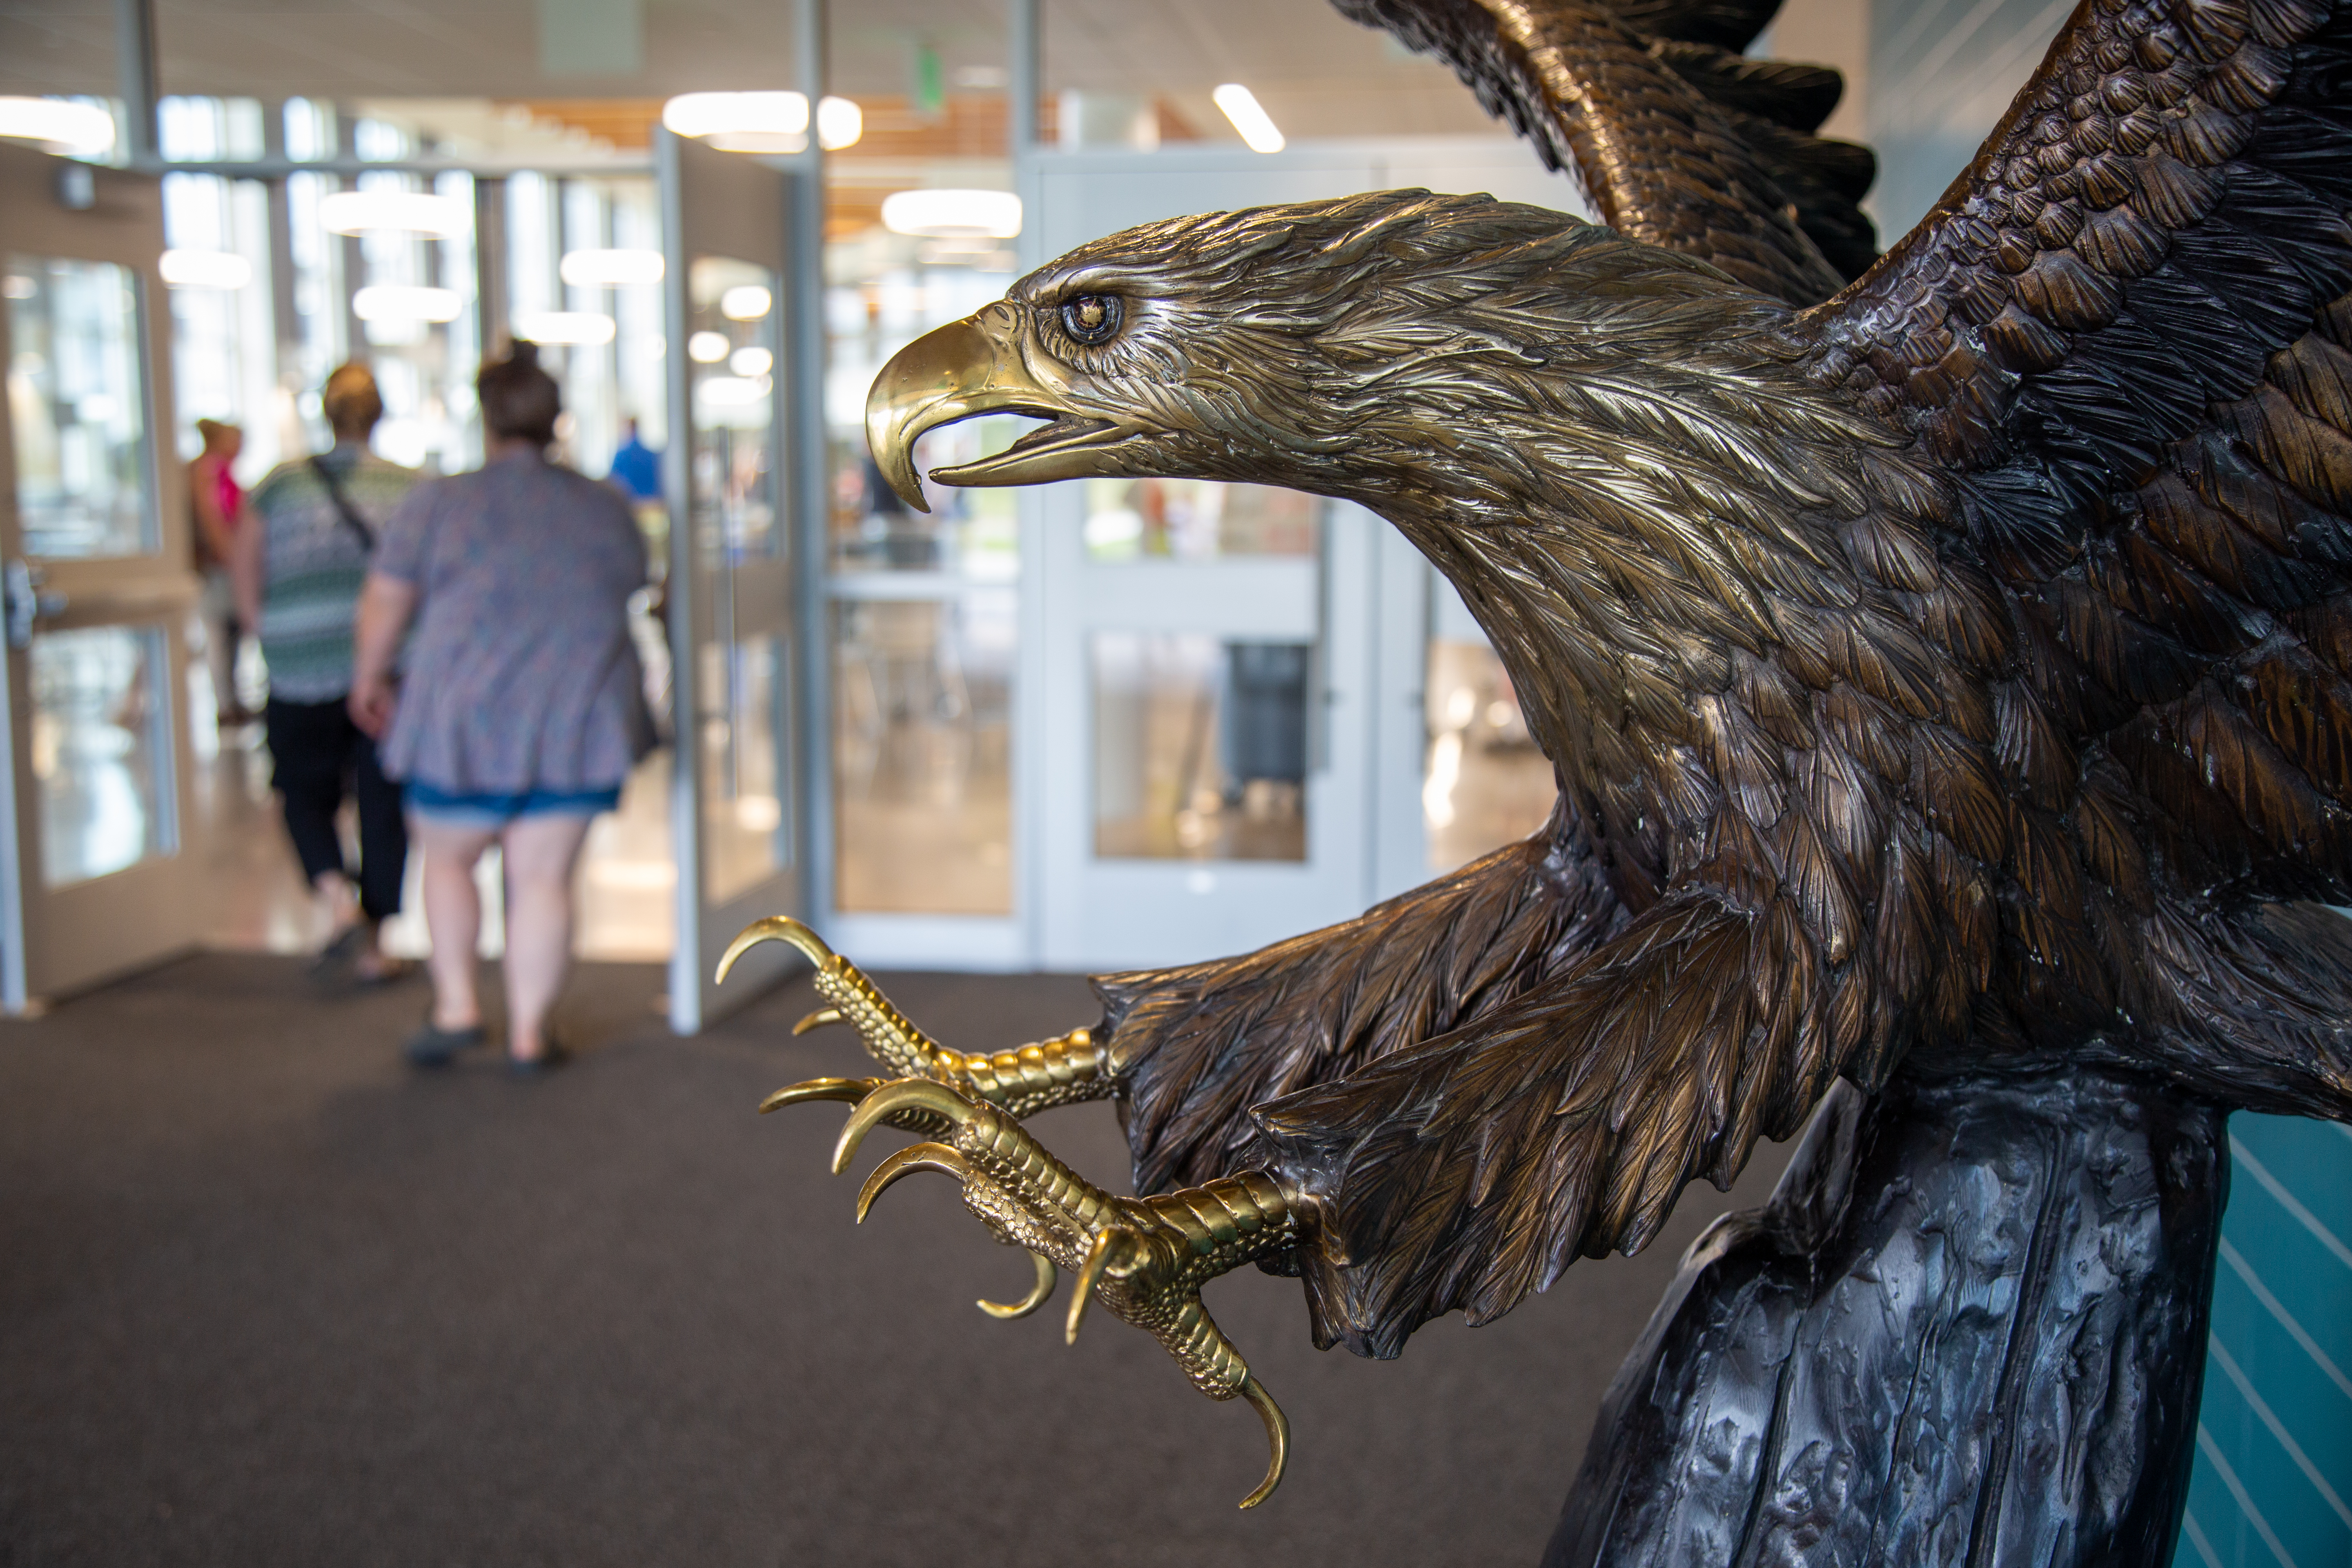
[929,408,1133,483]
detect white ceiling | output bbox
[0,0,1495,142]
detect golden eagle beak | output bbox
[865,300,1136,513]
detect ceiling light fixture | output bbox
[158,249,252,290]
[559,249,665,287]
[319,189,469,238]
[719,284,773,320]
[686,330,732,363]
[512,310,617,346]
[728,345,773,376]
[1212,84,1285,154]
[880,189,1022,239]
[0,96,114,153]
[661,91,862,154]
[351,284,463,323]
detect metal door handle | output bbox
[4,562,67,649]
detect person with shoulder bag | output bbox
[232,363,419,983]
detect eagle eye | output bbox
[1060,293,1123,345]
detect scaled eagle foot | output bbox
[719,915,1112,1120]
[839,1077,1307,1508]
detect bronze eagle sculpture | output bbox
[727,0,2352,1557]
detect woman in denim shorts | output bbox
[350,344,652,1074]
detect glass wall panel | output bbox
[31,625,176,887]
[1093,631,1308,862]
[5,256,151,559]
[831,592,1015,913]
[686,255,779,557]
[700,633,788,906]
[1423,639,1553,871]
[1083,478,1317,563]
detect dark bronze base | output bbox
[1546,1069,2227,1567]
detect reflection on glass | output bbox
[688,256,780,557]
[831,417,1022,576]
[1094,633,1308,862]
[7,256,151,559]
[31,626,175,886]
[1084,479,1318,562]
[1425,639,1555,872]
[701,632,789,905]
[833,592,1014,913]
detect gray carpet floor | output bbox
[0,953,1789,1567]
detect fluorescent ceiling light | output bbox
[728,345,773,376]
[662,91,862,152]
[1213,84,1285,154]
[686,330,731,363]
[880,189,1022,238]
[559,248,664,287]
[0,97,114,153]
[159,249,252,290]
[512,310,616,346]
[719,284,773,321]
[319,189,468,238]
[352,284,463,323]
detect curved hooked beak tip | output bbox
[864,303,1134,512]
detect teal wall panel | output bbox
[2178,1118,2352,1568]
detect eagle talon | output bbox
[855,1141,972,1221]
[978,1250,1058,1319]
[757,1076,881,1116]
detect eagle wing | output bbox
[1798,2,2352,925]
[1099,797,1624,1198]
[1330,0,1877,301]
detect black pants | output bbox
[264,697,407,922]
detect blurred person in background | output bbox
[350,343,652,1076]
[189,417,249,728]
[606,415,660,503]
[232,365,418,983]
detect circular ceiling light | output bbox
[559,249,665,287]
[880,189,1022,239]
[0,97,114,154]
[512,310,617,346]
[159,249,253,290]
[320,189,469,238]
[352,284,463,323]
[719,284,773,321]
[661,92,862,154]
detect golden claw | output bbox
[1066,1226,1143,1345]
[715,914,835,984]
[856,1142,972,1221]
[792,1007,846,1036]
[833,1079,982,1175]
[1236,1376,1290,1510]
[978,1250,1058,1319]
[757,1076,880,1115]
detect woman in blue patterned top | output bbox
[232,363,418,983]
[351,345,652,1074]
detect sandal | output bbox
[505,1037,572,1080]
[404,1020,486,1068]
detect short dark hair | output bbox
[478,341,561,445]
[321,363,383,437]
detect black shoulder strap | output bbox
[309,454,375,552]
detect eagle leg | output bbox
[832,1076,1309,1509]
[722,915,1115,1120]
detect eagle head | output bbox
[866,188,1771,515]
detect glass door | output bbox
[659,130,802,1030]
[0,143,205,1011]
